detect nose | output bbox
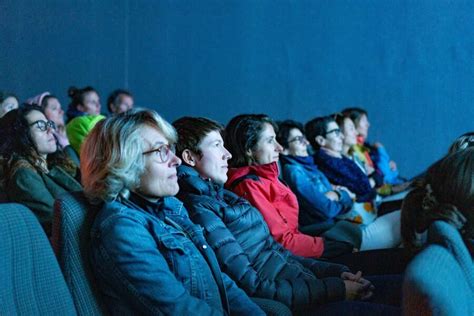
[275,141,284,153]
[304,138,310,145]
[340,133,345,140]
[223,147,232,160]
[169,151,182,167]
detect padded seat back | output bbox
[0,203,76,315]
[51,191,106,315]
[403,220,474,315]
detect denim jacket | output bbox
[90,194,263,315]
[280,155,353,226]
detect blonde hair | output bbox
[80,108,177,203]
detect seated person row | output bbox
[0,104,81,235]
[80,109,400,315]
[342,107,409,192]
[223,114,362,259]
[173,116,390,313]
[80,109,266,315]
[299,115,401,250]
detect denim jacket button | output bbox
[202,245,208,249]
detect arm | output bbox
[6,168,56,224]
[91,215,223,315]
[189,201,345,307]
[232,180,324,258]
[221,272,264,316]
[283,166,353,220]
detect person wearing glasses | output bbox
[81,109,264,315]
[306,116,401,251]
[277,120,358,232]
[1,104,81,235]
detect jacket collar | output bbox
[226,161,279,184]
[119,193,185,218]
[177,165,224,199]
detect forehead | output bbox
[343,118,355,128]
[119,94,133,103]
[3,96,18,105]
[47,98,60,106]
[326,121,339,131]
[140,124,167,148]
[259,123,276,138]
[200,130,223,146]
[26,110,47,123]
[288,128,303,139]
[84,91,98,100]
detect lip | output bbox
[168,173,177,179]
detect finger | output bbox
[360,290,374,301]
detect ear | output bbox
[181,149,197,166]
[77,104,85,112]
[315,136,326,147]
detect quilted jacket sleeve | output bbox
[188,199,347,308]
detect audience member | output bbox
[2,105,81,235]
[80,109,264,315]
[448,131,474,154]
[0,92,19,118]
[277,120,355,228]
[342,107,404,186]
[224,114,361,259]
[66,114,105,155]
[107,89,134,114]
[402,147,474,254]
[66,86,101,123]
[306,116,401,250]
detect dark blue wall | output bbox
[2,0,474,177]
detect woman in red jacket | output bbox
[224,114,361,259]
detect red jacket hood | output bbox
[226,162,279,186]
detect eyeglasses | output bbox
[324,128,341,137]
[142,143,176,163]
[29,120,56,132]
[288,136,307,144]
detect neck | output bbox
[322,147,342,158]
[342,144,351,156]
[133,191,160,203]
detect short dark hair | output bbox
[107,89,133,113]
[173,116,224,160]
[225,114,277,168]
[304,116,335,150]
[341,107,368,126]
[276,120,304,149]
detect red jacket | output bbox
[225,162,324,258]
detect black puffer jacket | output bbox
[177,165,349,309]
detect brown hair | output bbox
[401,147,474,253]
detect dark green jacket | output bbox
[6,160,82,233]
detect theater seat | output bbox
[0,203,76,315]
[403,220,474,315]
[51,191,106,315]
